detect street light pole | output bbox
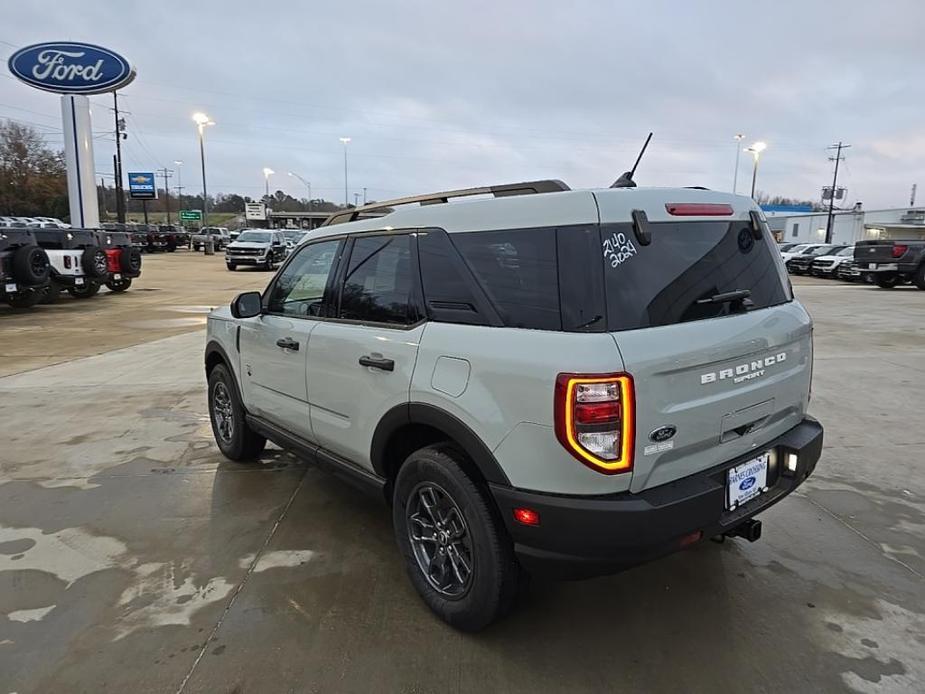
[339,137,351,207]
[193,113,214,226]
[173,160,183,206]
[287,172,312,210]
[732,133,745,193]
[263,167,275,200]
[745,141,767,199]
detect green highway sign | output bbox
[179,209,202,221]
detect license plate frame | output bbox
[5,282,16,292]
[75,277,84,286]
[726,452,770,510]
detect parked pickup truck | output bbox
[1,228,50,308]
[191,227,231,251]
[854,240,925,289]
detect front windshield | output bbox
[789,245,809,253]
[236,231,271,243]
[809,245,839,256]
[836,247,854,256]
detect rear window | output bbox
[601,221,792,332]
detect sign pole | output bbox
[61,95,100,229]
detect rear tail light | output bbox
[891,244,908,258]
[554,373,634,474]
[104,248,121,272]
[63,255,71,269]
[665,203,734,216]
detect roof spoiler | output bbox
[321,179,571,227]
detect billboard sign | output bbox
[127,172,156,200]
[7,41,136,95]
[245,202,267,220]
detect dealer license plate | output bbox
[113,273,121,280]
[5,283,16,292]
[726,453,770,510]
[75,277,84,285]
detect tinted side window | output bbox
[418,229,490,326]
[339,234,416,325]
[557,225,605,331]
[451,228,559,330]
[266,239,341,317]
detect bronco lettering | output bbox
[700,352,787,385]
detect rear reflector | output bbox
[679,530,703,548]
[892,244,908,258]
[555,373,635,474]
[665,203,734,216]
[513,508,540,526]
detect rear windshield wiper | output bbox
[696,289,753,307]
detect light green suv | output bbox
[205,180,823,630]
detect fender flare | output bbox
[371,403,510,486]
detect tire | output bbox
[81,246,108,278]
[12,245,50,285]
[874,273,899,289]
[913,264,925,291]
[67,281,101,298]
[40,282,61,304]
[207,363,266,461]
[226,263,236,271]
[392,445,520,632]
[6,287,44,308]
[119,247,142,274]
[106,278,132,292]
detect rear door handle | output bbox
[359,355,394,371]
[276,337,299,351]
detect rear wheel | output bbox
[6,288,44,308]
[106,278,132,292]
[208,364,266,461]
[226,263,236,271]
[392,445,520,632]
[874,273,899,289]
[68,281,101,298]
[913,264,925,290]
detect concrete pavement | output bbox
[1,275,923,693]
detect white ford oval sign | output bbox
[7,42,136,94]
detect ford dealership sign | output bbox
[7,42,135,94]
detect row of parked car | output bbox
[0,215,71,229]
[0,227,142,309]
[778,239,925,289]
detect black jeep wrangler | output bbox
[1,228,51,308]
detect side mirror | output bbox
[231,291,262,318]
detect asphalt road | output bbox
[1,258,923,693]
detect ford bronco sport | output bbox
[224,229,288,270]
[204,181,823,630]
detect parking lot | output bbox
[1,255,923,693]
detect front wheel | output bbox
[226,263,236,271]
[874,273,899,289]
[393,445,520,632]
[913,264,925,290]
[208,364,266,461]
[6,288,44,308]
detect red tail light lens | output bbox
[554,373,635,474]
[104,248,121,272]
[63,255,71,269]
[665,203,734,216]
[892,244,908,258]
[513,508,540,526]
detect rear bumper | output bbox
[49,272,95,288]
[490,416,823,579]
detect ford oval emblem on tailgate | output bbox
[649,425,677,442]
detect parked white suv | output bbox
[205,181,823,630]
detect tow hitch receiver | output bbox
[725,518,762,542]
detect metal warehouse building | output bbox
[766,206,925,245]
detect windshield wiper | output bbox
[696,289,753,307]
[573,314,603,330]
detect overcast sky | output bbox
[2,1,922,209]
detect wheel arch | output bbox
[371,403,511,491]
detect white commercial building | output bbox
[767,206,925,246]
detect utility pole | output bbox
[362,187,367,205]
[158,168,174,225]
[732,133,745,193]
[113,91,127,223]
[824,142,850,244]
[911,183,917,207]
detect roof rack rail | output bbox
[321,179,570,227]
